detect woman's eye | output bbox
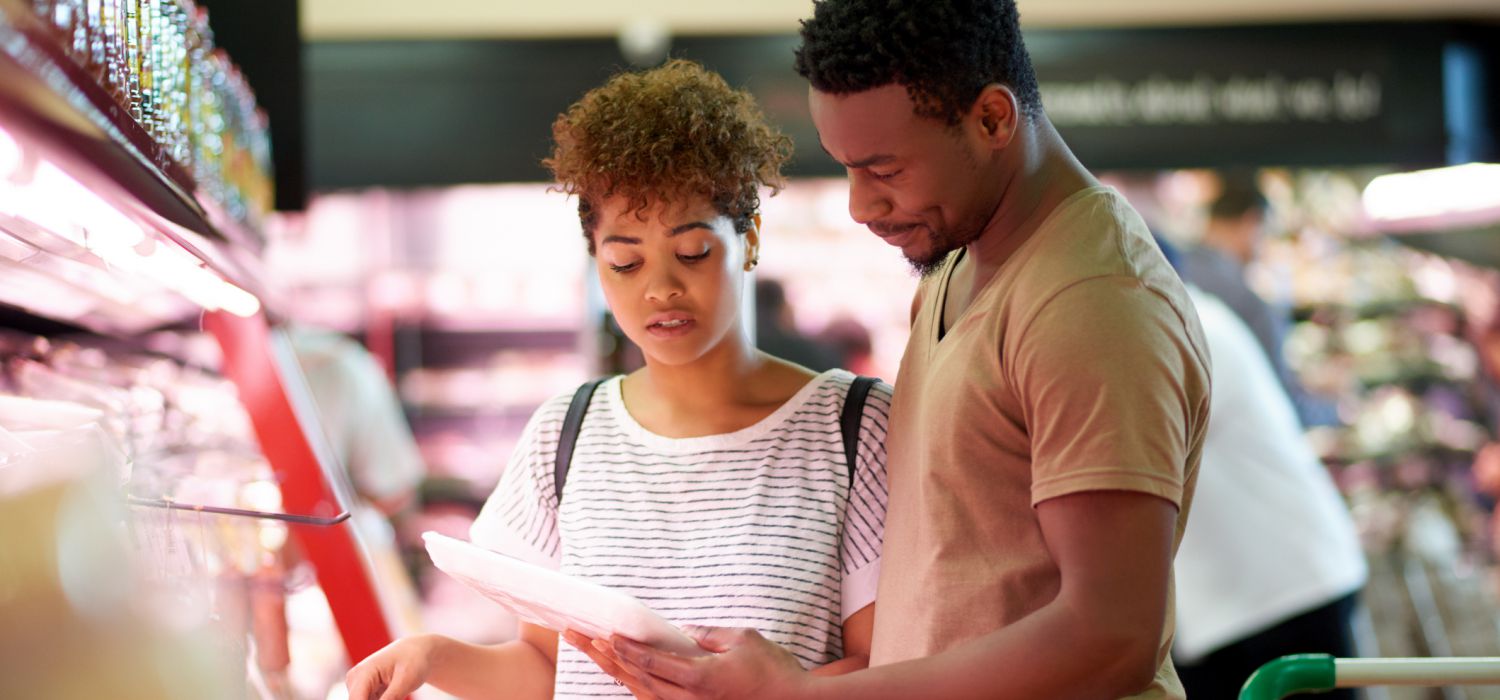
[677,250,711,263]
[609,261,641,273]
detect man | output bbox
[1180,176,1339,427]
[606,1,1212,698]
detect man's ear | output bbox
[972,84,1020,149]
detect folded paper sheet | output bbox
[422,531,709,658]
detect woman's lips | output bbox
[646,314,697,338]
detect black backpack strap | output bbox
[555,378,607,504]
[840,376,880,492]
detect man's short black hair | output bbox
[794,0,1042,125]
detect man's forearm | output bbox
[798,602,1159,700]
[810,654,870,677]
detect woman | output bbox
[345,59,892,700]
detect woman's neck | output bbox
[631,330,766,411]
[621,331,819,438]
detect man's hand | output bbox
[610,626,815,700]
[563,630,659,699]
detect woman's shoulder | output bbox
[519,377,624,439]
[777,369,893,428]
[535,383,594,422]
[818,368,894,404]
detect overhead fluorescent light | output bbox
[0,125,262,320]
[102,242,261,318]
[1363,162,1500,228]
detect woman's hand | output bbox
[345,635,439,700]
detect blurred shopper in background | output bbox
[818,316,878,377]
[286,324,431,687]
[287,325,425,518]
[1464,277,1500,578]
[1181,175,1341,427]
[754,278,841,372]
[1161,236,1368,700]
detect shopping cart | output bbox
[1239,654,1500,699]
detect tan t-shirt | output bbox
[869,187,1211,699]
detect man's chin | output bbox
[905,226,984,277]
[906,250,949,278]
[903,237,959,277]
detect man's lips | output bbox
[871,224,923,247]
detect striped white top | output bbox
[471,369,891,699]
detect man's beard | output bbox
[905,222,983,278]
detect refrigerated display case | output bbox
[0,1,402,696]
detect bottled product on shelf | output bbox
[0,0,272,332]
[1,0,399,696]
[20,0,273,230]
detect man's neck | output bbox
[962,117,1098,285]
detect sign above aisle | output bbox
[305,21,1499,189]
[1028,22,1496,170]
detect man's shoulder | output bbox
[1005,189,1180,317]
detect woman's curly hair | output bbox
[544,59,793,255]
[794,0,1042,125]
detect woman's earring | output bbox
[744,257,759,271]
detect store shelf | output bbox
[0,1,403,683]
[0,0,203,222]
[417,476,490,509]
[406,409,536,437]
[1390,227,1500,271]
[401,323,580,367]
[1294,298,1463,323]
[0,0,267,333]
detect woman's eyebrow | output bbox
[668,222,713,236]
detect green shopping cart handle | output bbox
[1239,654,1337,700]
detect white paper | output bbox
[421,531,710,657]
